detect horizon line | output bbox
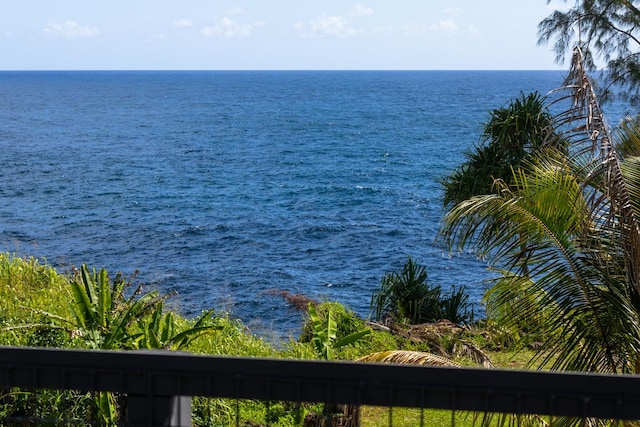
[0,68,567,72]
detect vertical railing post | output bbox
[126,394,192,427]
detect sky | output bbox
[0,1,571,70]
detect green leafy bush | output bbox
[300,302,366,342]
[370,257,473,325]
[306,302,370,360]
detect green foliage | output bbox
[0,260,229,425]
[482,272,559,348]
[300,301,365,341]
[95,391,117,426]
[0,388,95,423]
[439,48,640,379]
[0,253,561,425]
[440,285,473,325]
[60,264,162,350]
[370,257,473,325]
[440,148,640,372]
[0,253,72,346]
[306,302,370,360]
[464,319,520,352]
[192,398,319,427]
[136,303,220,351]
[188,315,277,357]
[539,0,640,105]
[441,92,558,208]
[25,319,69,348]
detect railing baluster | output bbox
[419,387,425,427]
[450,388,456,427]
[235,374,241,427]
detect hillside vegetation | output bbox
[0,253,532,426]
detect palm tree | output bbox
[370,257,473,325]
[441,91,559,208]
[439,46,640,378]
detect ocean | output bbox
[0,70,614,338]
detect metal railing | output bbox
[1,346,640,426]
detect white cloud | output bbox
[398,24,427,37]
[295,15,358,38]
[467,25,482,38]
[201,17,263,38]
[350,3,374,17]
[373,25,393,34]
[43,21,99,39]
[430,19,459,34]
[173,19,193,28]
[396,19,459,37]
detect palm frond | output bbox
[553,46,640,295]
[441,147,640,373]
[453,340,494,368]
[357,350,461,368]
[440,46,640,375]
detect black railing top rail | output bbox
[1,346,640,420]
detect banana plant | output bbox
[15,264,222,425]
[305,303,371,424]
[307,303,370,360]
[41,265,165,425]
[66,264,163,350]
[95,391,117,427]
[135,303,221,350]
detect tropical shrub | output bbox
[370,257,473,325]
[305,302,370,360]
[299,301,365,342]
[440,91,559,209]
[61,264,163,350]
[439,47,640,398]
[0,263,225,425]
[136,302,220,351]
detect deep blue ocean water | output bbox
[0,70,621,338]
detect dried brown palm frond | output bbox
[357,350,462,368]
[551,46,640,295]
[336,351,461,427]
[550,47,615,157]
[453,340,494,369]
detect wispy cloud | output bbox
[398,24,426,37]
[294,4,373,38]
[467,25,482,38]
[395,19,460,37]
[173,19,193,28]
[430,19,459,34]
[43,21,99,39]
[350,3,374,17]
[200,17,264,38]
[294,15,359,38]
[373,25,393,35]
